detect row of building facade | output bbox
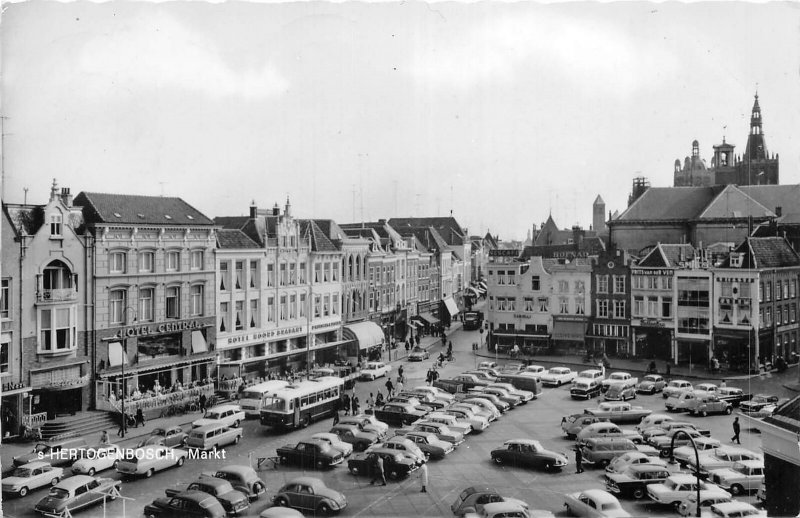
[0,181,475,438]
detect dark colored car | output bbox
[329,425,379,452]
[570,380,603,400]
[347,449,417,480]
[276,441,344,469]
[490,439,568,471]
[402,431,454,459]
[605,464,672,499]
[34,475,121,516]
[138,426,189,448]
[208,465,266,501]
[371,402,428,426]
[739,394,779,414]
[272,476,347,515]
[716,387,751,407]
[144,490,226,518]
[165,477,249,515]
[605,384,637,402]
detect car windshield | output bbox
[152,428,167,435]
[11,467,32,477]
[48,487,70,499]
[204,411,222,419]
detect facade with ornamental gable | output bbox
[588,247,633,357]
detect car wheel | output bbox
[702,410,708,417]
[672,501,682,511]
[725,407,732,415]
[88,467,96,477]
[302,415,311,428]
[318,503,333,516]
[493,455,502,464]
[599,459,610,468]
[633,488,645,499]
[280,456,289,465]
[176,456,185,467]
[275,496,289,507]
[233,420,240,428]
[731,484,744,496]
[350,466,359,475]
[18,486,29,497]
[659,449,670,458]
[146,468,155,478]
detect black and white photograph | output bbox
[1,2,800,517]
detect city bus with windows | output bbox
[238,380,290,418]
[260,377,344,430]
[309,365,357,390]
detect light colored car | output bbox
[584,402,651,424]
[34,475,122,515]
[115,445,187,478]
[450,402,496,423]
[685,446,763,476]
[443,407,490,432]
[604,384,637,402]
[576,422,643,446]
[688,394,733,417]
[465,370,498,383]
[311,432,353,457]
[636,414,675,434]
[676,490,733,517]
[488,382,534,402]
[408,346,430,361]
[187,424,243,451]
[401,420,464,445]
[339,414,390,437]
[403,431,454,459]
[192,404,246,429]
[523,365,546,379]
[574,369,605,384]
[703,502,766,518]
[473,386,522,407]
[360,361,391,380]
[451,486,530,517]
[462,397,502,420]
[478,361,498,370]
[672,436,722,465]
[70,444,122,476]
[562,414,608,439]
[605,451,668,474]
[463,391,510,413]
[465,501,554,518]
[539,367,576,387]
[2,461,64,497]
[663,380,693,399]
[424,412,473,436]
[636,374,667,394]
[647,474,729,509]
[411,385,455,403]
[708,460,765,495]
[665,390,707,412]
[601,372,638,391]
[367,436,426,465]
[563,488,631,517]
[695,383,718,393]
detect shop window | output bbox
[166,250,180,272]
[39,307,75,353]
[219,302,228,332]
[191,250,204,270]
[190,285,204,316]
[110,251,127,274]
[235,301,244,330]
[1,278,9,319]
[250,299,259,328]
[139,251,155,273]
[109,289,127,324]
[138,287,154,322]
[166,286,180,319]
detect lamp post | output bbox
[118,306,137,438]
[668,430,702,517]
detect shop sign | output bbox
[120,318,207,338]
[222,325,306,347]
[513,314,532,319]
[311,320,341,332]
[554,315,586,323]
[489,249,521,257]
[631,268,672,276]
[638,318,665,328]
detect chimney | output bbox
[249,200,258,219]
[775,206,782,217]
[60,187,73,207]
[50,178,59,202]
[272,203,280,216]
[571,225,584,248]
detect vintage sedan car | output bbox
[34,475,121,515]
[477,367,504,379]
[467,502,553,518]
[562,414,608,439]
[165,476,250,515]
[500,362,526,373]
[441,407,491,432]
[2,461,64,497]
[209,465,266,500]
[187,424,243,451]
[115,445,187,478]
[688,394,733,417]
[260,508,304,518]
[522,365,547,380]
[716,387,750,407]
[635,414,674,434]
[487,382,535,403]
[601,372,638,392]
[571,379,603,400]
[703,502,766,518]
[605,464,672,499]
[576,422,643,446]
[643,421,710,443]
[647,474,729,509]
[490,439,568,471]
[605,452,668,474]
[347,449,418,479]
[636,374,667,394]
[478,361,498,370]
[665,390,705,412]
[419,413,472,436]
[672,436,723,465]
[137,426,189,448]
[329,424,379,452]
[277,440,344,469]
[71,444,122,476]
[371,402,428,426]
[465,370,499,383]
[676,491,733,517]
[539,367,576,387]
[563,489,631,518]
[450,402,496,423]
[397,420,465,445]
[662,380,693,399]
[367,437,427,465]
[360,361,391,380]
[403,431,454,459]
[695,383,718,393]
[272,476,347,515]
[192,404,246,429]
[462,397,502,420]
[739,394,781,415]
[584,402,652,424]
[462,392,510,413]
[574,369,605,384]
[408,346,430,361]
[685,446,763,476]
[451,486,530,517]
[339,414,389,437]
[144,490,226,518]
[397,391,449,410]
[649,428,705,457]
[411,385,456,403]
[708,460,765,495]
[311,432,353,457]
[604,384,637,402]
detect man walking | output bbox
[731,416,741,444]
[385,379,394,398]
[332,398,340,425]
[418,462,428,493]
[342,393,351,416]
[199,393,207,413]
[370,454,387,486]
[574,446,584,473]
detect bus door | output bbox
[293,398,301,427]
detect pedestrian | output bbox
[575,446,584,473]
[720,379,727,388]
[135,407,146,427]
[419,462,428,493]
[405,342,410,355]
[199,393,207,413]
[416,335,421,346]
[432,369,439,383]
[397,379,404,395]
[385,379,394,397]
[352,396,360,415]
[100,430,110,445]
[731,417,741,444]
[426,369,433,386]
[342,393,351,416]
[117,412,127,437]
[367,393,375,408]
[666,363,671,377]
[398,365,404,379]
[370,454,387,486]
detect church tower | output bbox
[593,195,606,234]
[736,94,779,185]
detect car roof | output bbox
[712,502,757,512]
[192,423,234,432]
[206,404,241,412]
[630,464,668,473]
[579,489,618,503]
[174,490,219,504]
[216,465,254,476]
[735,460,764,468]
[713,446,756,455]
[190,477,229,488]
[504,439,542,447]
[668,474,700,482]
[462,486,496,496]
[19,460,55,469]
[55,475,96,490]
[481,501,525,513]
[312,432,338,440]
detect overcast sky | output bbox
[3,2,800,241]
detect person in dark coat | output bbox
[385,379,394,397]
[370,454,387,486]
[352,396,360,415]
[117,412,127,437]
[332,398,340,425]
[731,417,741,444]
[199,393,207,413]
[342,394,351,416]
[135,407,146,427]
[575,446,584,473]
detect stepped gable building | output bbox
[523,225,606,261]
[2,181,90,434]
[588,247,634,358]
[673,94,779,187]
[72,191,218,412]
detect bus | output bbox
[238,380,290,418]
[309,365,357,389]
[463,311,483,331]
[260,376,344,430]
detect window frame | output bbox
[165,285,181,320]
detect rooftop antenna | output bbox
[393,180,398,217]
[450,184,454,217]
[23,187,28,205]
[359,181,364,228]
[351,184,356,222]
[723,125,727,144]
[158,182,166,197]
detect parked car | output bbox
[165,477,250,515]
[601,373,638,392]
[260,508,304,518]
[571,379,603,400]
[649,428,705,457]
[187,424,243,451]
[2,461,64,497]
[408,346,430,361]
[708,460,765,495]
[192,404,245,429]
[583,402,652,424]
[402,431,454,459]
[397,420,465,445]
[339,414,390,437]
[410,385,455,403]
[311,432,353,457]
[464,370,499,383]
[367,436,427,465]
[34,475,122,515]
[115,445,187,478]
[347,449,418,479]
[490,439,568,471]
[451,486,530,517]
[581,438,656,468]
[208,465,266,501]
[143,490,226,518]
[672,436,723,465]
[478,361,498,370]
[685,446,763,476]
[487,382,535,403]
[137,426,188,448]
[663,380,693,399]
[421,412,472,436]
[272,476,347,515]
[539,367,576,387]
[461,392,510,413]
[562,414,608,439]
[665,390,705,412]
[467,502,553,518]
[604,384,637,402]
[371,402,428,426]
[563,489,631,518]
[442,407,490,432]
[695,383,718,393]
[676,491,733,517]
[328,424,379,452]
[476,367,504,379]
[360,361,391,380]
[647,473,729,509]
[605,452,668,474]
[636,374,667,394]
[450,401,496,423]
[688,394,733,417]
[716,387,750,407]
[462,397,502,420]
[605,464,672,499]
[494,373,542,395]
[277,440,344,469]
[635,414,674,434]
[739,394,780,415]
[522,365,546,380]
[703,502,766,518]
[13,437,87,467]
[576,422,643,446]
[70,444,122,476]
[575,369,605,383]
[397,391,448,410]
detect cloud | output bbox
[77,12,288,100]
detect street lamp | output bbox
[668,430,702,517]
[117,306,137,438]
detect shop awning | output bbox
[465,287,481,298]
[442,297,459,318]
[99,353,217,378]
[343,322,385,351]
[552,321,586,341]
[191,331,208,354]
[414,313,440,326]
[408,320,420,328]
[479,281,487,290]
[107,342,128,367]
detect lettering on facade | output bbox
[638,318,665,328]
[311,321,340,331]
[553,251,589,258]
[554,316,587,323]
[631,269,673,276]
[716,277,755,283]
[222,326,305,347]
[489,249,521,257]
[513,314,532,319]
[123,319,205,337]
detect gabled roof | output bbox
[697,185,774,219]
[216,229,260,249]
[740,184,800,215]
[300,220,338,253]
[719,237,800,269]
[637,243,695,268]
[74,192,214,226]
[387,217,467,246]
[3,203,44,236]
[616,187,722,222]
[392,226,448,254]
[483,232,499,248]
[534,214,563,246]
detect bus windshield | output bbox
[264,396,288,412]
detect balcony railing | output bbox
[36,288,77,303]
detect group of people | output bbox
[109,378,213,405]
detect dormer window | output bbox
[730,253,743,268]
[50,214,63,237]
